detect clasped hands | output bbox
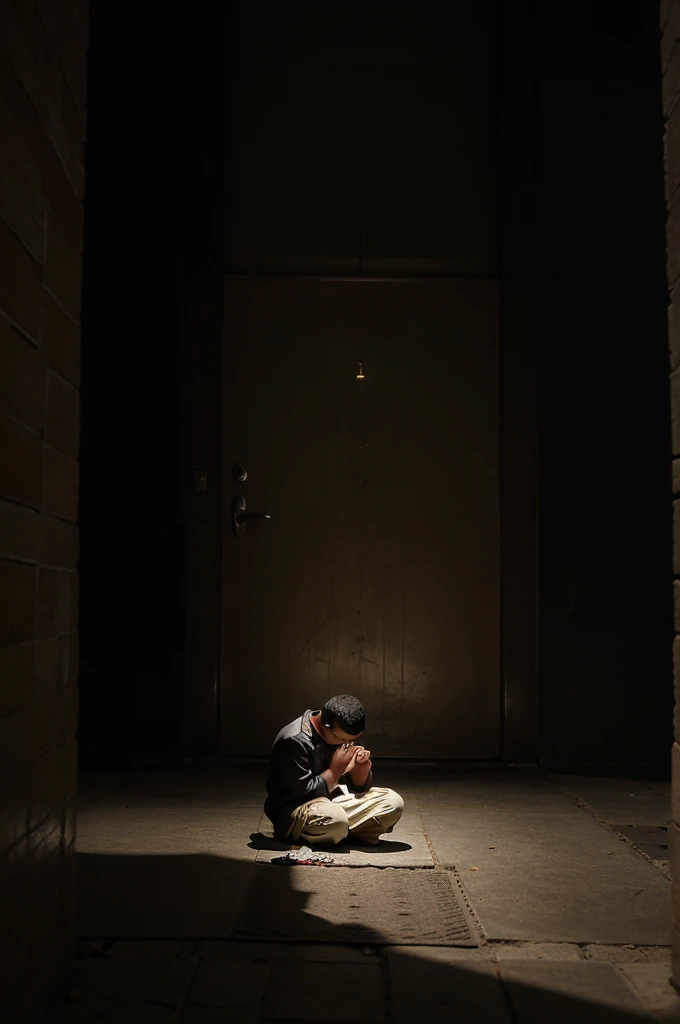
[331,741,372,781]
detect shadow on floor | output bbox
[247,830,414,855]
[66,849,664,1023]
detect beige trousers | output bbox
[286,786,404,845]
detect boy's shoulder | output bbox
[272,709,315,749]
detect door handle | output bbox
[231,494,271,537]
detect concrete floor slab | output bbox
[181,1009,257,1024]
[187,958,270,1007]
[618,964,680,1020]
[196,941,377,962]
[260,961,384,1021]
[76,775,127,809]
[646,780,672,801]
[638,946,674,963]
[385,944,494,962]
[77,829,259,861]
[584,945,650,964]
[491,942,584,961]
[88,799,267,814]
[76,851,256,938]
[392,941,584,962]
[77,806,262,860]
[473,889,671,945]
[499,961,656,1021]
[548,776,672,826]
[75,767,672,949]
[78,773,267,811]
[423,799,669,944]
[77,810,263,832]
[78,805,263,825]
[429,813,668,888]
[613,825,672,844]
[69,948,196,1004]
[387,948,511,1024]
[110,940,196,957]
[414,772,571,811]
[78,787,266,806]
[51,1000,177,1022]
[344,833,433,867]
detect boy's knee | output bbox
[384,789,404,814]
[304,804,349,844]
[323,816,349,844]
[381,789,404,826]
[326,804,350,842]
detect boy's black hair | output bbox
[322,694,365,735]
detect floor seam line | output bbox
[612,961,667,1020]
[545,777,672,882]
[413,786,440,869]
[495,964,523,1024]
[171,951,201,1023]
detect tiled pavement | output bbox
[51,938,677,1023]
[48,767,680,1022]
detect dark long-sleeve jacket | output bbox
[264,708,373,839]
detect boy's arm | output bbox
[274,738,329,802]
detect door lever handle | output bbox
[231,494,271,537]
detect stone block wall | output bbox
[0,1,87,1017]
[663,0,680,990]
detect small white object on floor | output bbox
[271,846,335,865]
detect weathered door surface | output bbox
[221,278,499,757]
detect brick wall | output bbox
[0,1,87,1017]
[663,0,680,991]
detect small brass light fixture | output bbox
[357,362,365,379]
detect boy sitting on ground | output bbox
[264,694,404,846]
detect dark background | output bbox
[78,1,672,772]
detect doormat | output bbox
[231,866,478,946]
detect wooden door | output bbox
[221,278,499,757]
